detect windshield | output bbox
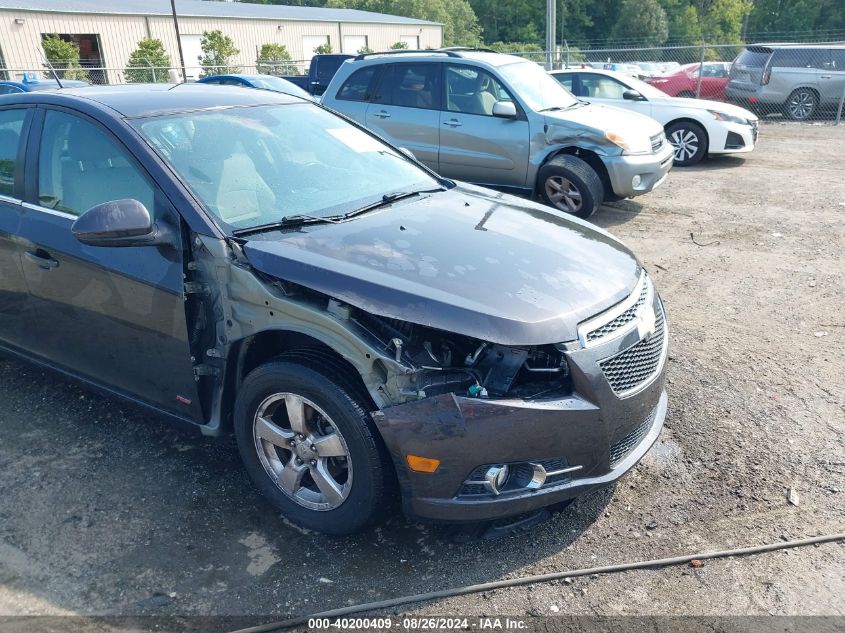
[498,60,578,111]
[249,76,311,99]
[134,103,439,231]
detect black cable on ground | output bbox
[229,531,845,633]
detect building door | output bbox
[343,35,367,55]
[303,35,330,60]
[179,34,203,80]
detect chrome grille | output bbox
[610,406,656,467]
[650,132,665,152]
[586,279,649,343]
[599,303,666,396]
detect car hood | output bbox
[242,184,640,346]
[650,96,757,121]
[544,102,664,138]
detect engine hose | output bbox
[228,531,845,633]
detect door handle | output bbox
[820,75,832,79]
[443,119,462,127]
[373,111,391,119]
[25,250,59,271]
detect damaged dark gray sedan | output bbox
[0,85,668,534]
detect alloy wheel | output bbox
[787,90,814,120]
[252,393,353,511]
[544,176,583,212]
[669,128,700,162]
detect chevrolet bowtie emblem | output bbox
[637,307,657,340]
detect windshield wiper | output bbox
[231,188,444,238]
[340,187,444,220]
[231,214,340,237]
[540,101,585,112]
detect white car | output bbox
[550,68,758,166]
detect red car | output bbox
[647,62,731,100]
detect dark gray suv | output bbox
[726,44,845,119]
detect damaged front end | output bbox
[355,310,573,402]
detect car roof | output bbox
[3,82,306,117]
[349,49,527,68]
[0,79,89,91]
[746,42,845,50]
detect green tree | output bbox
[199,30,240,77]
[314,41,333,54]
[610,0,669,46]
[389,41,409,49]
[256,42,299,74]
[125,38,171,83]
[42,34,88,80]
[357,45,374,54]
[696,0,751,43]
[488,41,545,63]
[327,0,482,47]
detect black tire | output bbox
[784,87,817,121]
[537,154,604,219]
[665,120,708,166]
[234,359,390,534]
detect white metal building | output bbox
[0,0,442,83]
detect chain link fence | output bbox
[6,40,845,122]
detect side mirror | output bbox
[492,101,517,118]
[623,89,645,101]
[72,199,170,248]
[397,147,416,160]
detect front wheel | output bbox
[234,360,391,534]
[785,88,817,120]
[538,154,604,219]
[666,120,708,166]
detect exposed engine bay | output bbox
[352,309,571,400]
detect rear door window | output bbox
[832,49,845,70]
[0,108,26,196]
[772,48,826,69]
[373,63,440,110]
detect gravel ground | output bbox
[0,123,843,629]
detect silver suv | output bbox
[726,44,845,120]
[322,49,674,219]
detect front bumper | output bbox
[603,142,674,198]
[373,294,669,523]
[710,120,758,155]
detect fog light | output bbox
[484,465,509,495]
[631,174,642,188]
